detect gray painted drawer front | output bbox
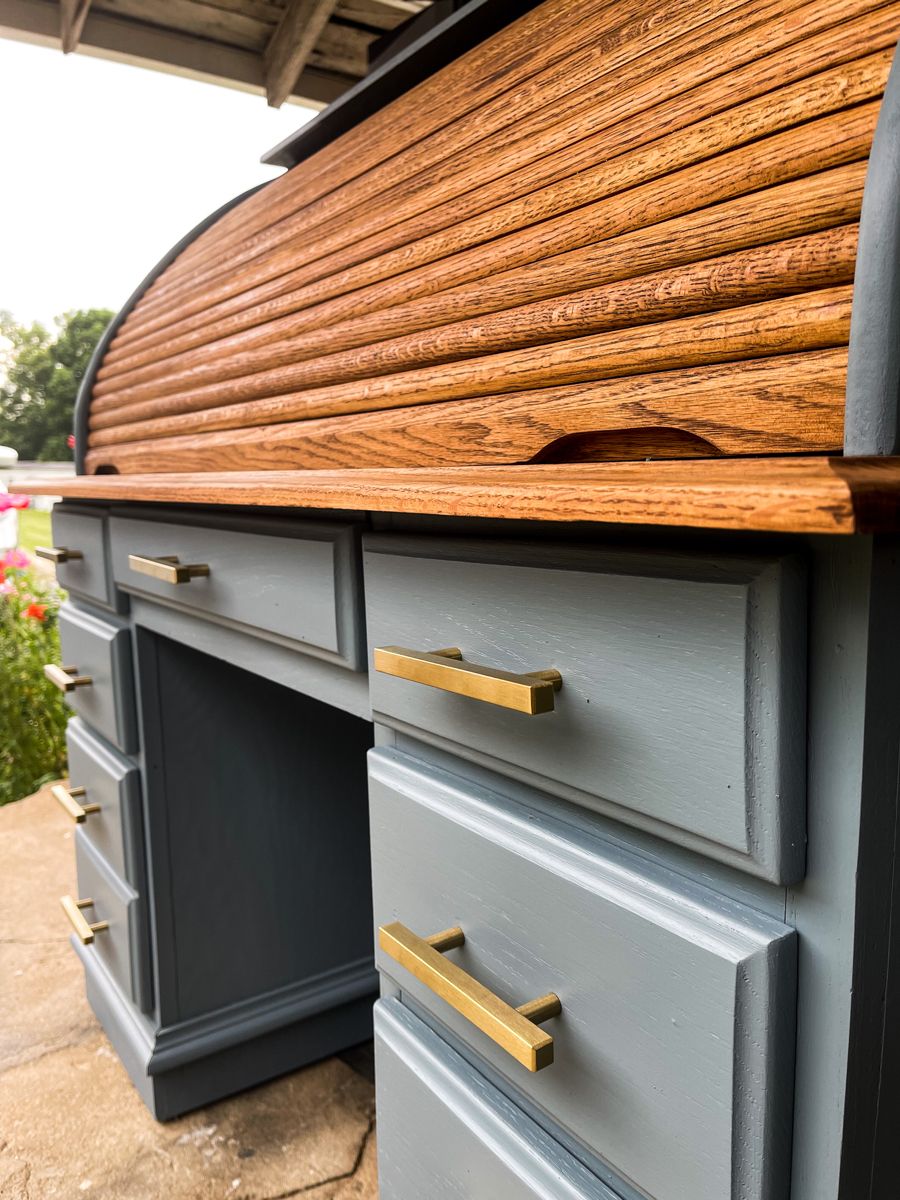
[58,605,137,753]
[365,535,806,882]
[375,997,614,1200]
[74,830,151,1012]
[66,718,142,883]
[109,514,363,668]
[51,508,113,608]
[370,749,796,1200]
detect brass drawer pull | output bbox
[373,646,562,715]
[128,554,210,584]
[379,921,561,1071]
[60,895,109,945]
[43,664,93,692]
[35,545,83,564]
[52,783,100,823]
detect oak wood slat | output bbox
[97,161,869,388]
[88,287,853,446]
[19,460,900,537]
[95,101,877,407]
[152,0,888,301]
[92,227,858,418]
[95,42,887,389]
[166,0,590,263]
[83,349,848,476]
[76,0,898,483]
[156,0,759,286]
[121,0,885,334]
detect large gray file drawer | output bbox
[74,830,151,1012]
[65,718,142,883]
[48,507,114,608]
[365,535,806,882]
[109,513,364,668]
[375,997,613,1200]
[370,749,796,1200]
[57,605,137,753]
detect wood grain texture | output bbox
[113,8,891,345]
[152,0,759,292]
[83,350,848,474]
[19,459,900,535]
[142,0,889,311]
[92,226,858,415]
[95,40,885,385]
[97,100,877,391]
[88,288,853,444]
[98,163,868,383]
[75,0,896,478]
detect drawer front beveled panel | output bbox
[365,536,806,882]
[73,831,151,1011]
[375,996,615,1200]
[65,718,142,882]
[108,513,363,668]
[57,605,137,753]
[369,748,796,1200]
[50,508,112,608]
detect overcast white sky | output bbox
[0,35,315,328]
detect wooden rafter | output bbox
[264,0,340,107]
[59,0,91,51]
[59,0,92,53]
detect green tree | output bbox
[0,308,113,460]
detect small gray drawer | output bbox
[65,718,142,883]
[370,749,796,1200]
[109,513,363,669]
[365,535,806,882]
[73,831,151,1011]
[49,507,113,608]
[375,997,613,1199]
[57,605,137,753]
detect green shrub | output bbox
[0,551,68,805]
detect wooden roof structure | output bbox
[0,0,435,108]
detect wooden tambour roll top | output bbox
[82,0,900,478]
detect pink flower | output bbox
[0,494,30,513]
[67,434,76,449]
[0,580,14,596]
[1,549,29,569]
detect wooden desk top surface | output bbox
[18,457,900,536]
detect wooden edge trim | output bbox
[17,457,900,535]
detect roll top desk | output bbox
[24,2,900,1196]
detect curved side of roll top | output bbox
[77,2,900,477]
[73,183,267,474]
[845,38,900,455]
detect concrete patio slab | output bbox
[0,785,378,1200]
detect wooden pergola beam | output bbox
[264,0,339,108]
[59,0,91,53]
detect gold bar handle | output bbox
[373,646,562,715]
[43,664,93,692]
[379,921,561,1071]
[51,783,100,823]
[60,895,109,945]
[35,545,83,564]
[128,554,210,584]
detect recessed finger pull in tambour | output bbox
[379,921,561,1071]
[373,646,562,715]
